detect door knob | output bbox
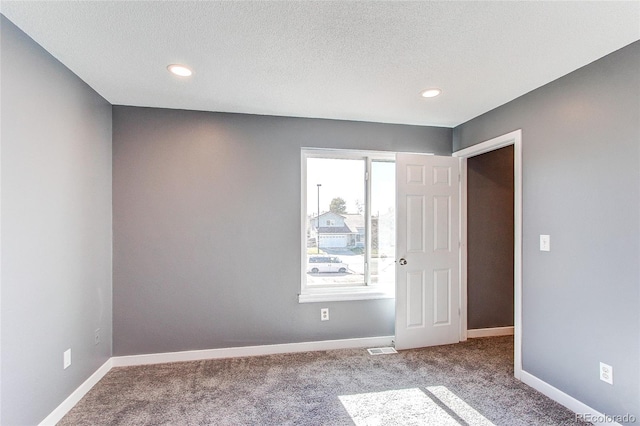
[398,258,407,265]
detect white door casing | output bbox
[395,154,460,350]
[453,129,522,379]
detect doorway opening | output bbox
[467,146,514,333]
[453,129,523,380]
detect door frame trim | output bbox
[453,129,522,380]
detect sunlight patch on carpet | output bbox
[339,387,495,426]
[426,386,494,426]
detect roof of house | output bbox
[343,214,364,230]
[313,212,364,234]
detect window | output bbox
[300,149,396,303]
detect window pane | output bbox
[306,158,365,286]
[370,161,395,290]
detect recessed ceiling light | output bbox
[420,88,441,98]
[167,64,192,77]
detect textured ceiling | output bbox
[1,1,639,127]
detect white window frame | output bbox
[299,148,396,303]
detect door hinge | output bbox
[365,171,369,181]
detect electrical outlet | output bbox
[600,362,613,384]
[63,349,71,370]
[94,328,100,345]
[321,308,329,321]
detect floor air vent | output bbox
[367,347,398,355]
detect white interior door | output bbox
[395,153,460,350]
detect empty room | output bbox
[1,2,639,425]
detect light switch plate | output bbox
[540,235,550,251]
[63,348,71,369]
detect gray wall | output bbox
[1,16,113,426]
[467,146,514,329]
[4,8,635,423]
[454,42,639,421]
[112,106,451,356]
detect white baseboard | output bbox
[39,336,392,424]
[520,370,621,426]
[43,337,616,426]
[38,358,113,426]
[112,335,394,367]
[467,326,514,338]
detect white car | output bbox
[307,256,348,274]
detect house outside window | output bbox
[300,149,396,303]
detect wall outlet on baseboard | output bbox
[63,348,71,369]
[321,308,329,321]
[599,362,613,384]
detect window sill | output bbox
[298,288,395,303]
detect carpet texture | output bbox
[59,337,587,425]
